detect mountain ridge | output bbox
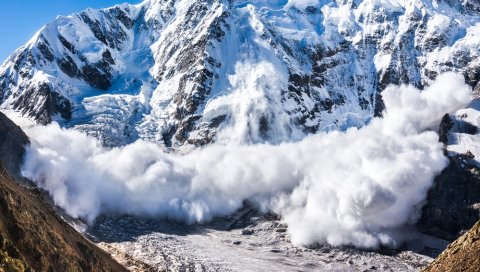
[1,0,479,148]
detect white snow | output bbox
[1,0,479,148]
[447,100,480,161]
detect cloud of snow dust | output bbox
[205,61,304,144]
[20,72,471,249]
[285,0,321,10]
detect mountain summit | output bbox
[1,0,479,147]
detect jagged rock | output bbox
[419,155,480,241]
[0,0,479,147]
[0,233,33,272]
[0,112,29,180]
[12,83,72,125]
[438,114,454,147]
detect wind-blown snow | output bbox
[20,73,471,249]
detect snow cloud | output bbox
[20,72,471,249]
[285,0,321,10]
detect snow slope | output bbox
[1,0,479,148]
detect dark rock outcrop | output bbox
[419,111,480,242]
[419,153,480,242]
[1,1,478,147]
[12,83,72,125]
[438,114,454,148]
[0,112,29,180]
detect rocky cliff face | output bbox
[419,98,480,241]
[0,112,29,180]
[419,154,480,241]
[1,0,479,147]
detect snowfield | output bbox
[1,0,479,148]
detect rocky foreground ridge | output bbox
[0,112,126,272]
[423,221,480,272]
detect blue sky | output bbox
[0,0,142,64]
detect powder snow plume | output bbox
[20,72,471,249]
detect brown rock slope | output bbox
[423,221,480,272]
[0,112,127,272]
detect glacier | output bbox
[1,0,479,148]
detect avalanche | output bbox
[21,73,471,249]
[0,0,479,250]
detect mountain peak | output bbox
[0,0,479,147]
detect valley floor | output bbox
[87,207,446,272]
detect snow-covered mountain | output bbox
[1,0,479,147]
